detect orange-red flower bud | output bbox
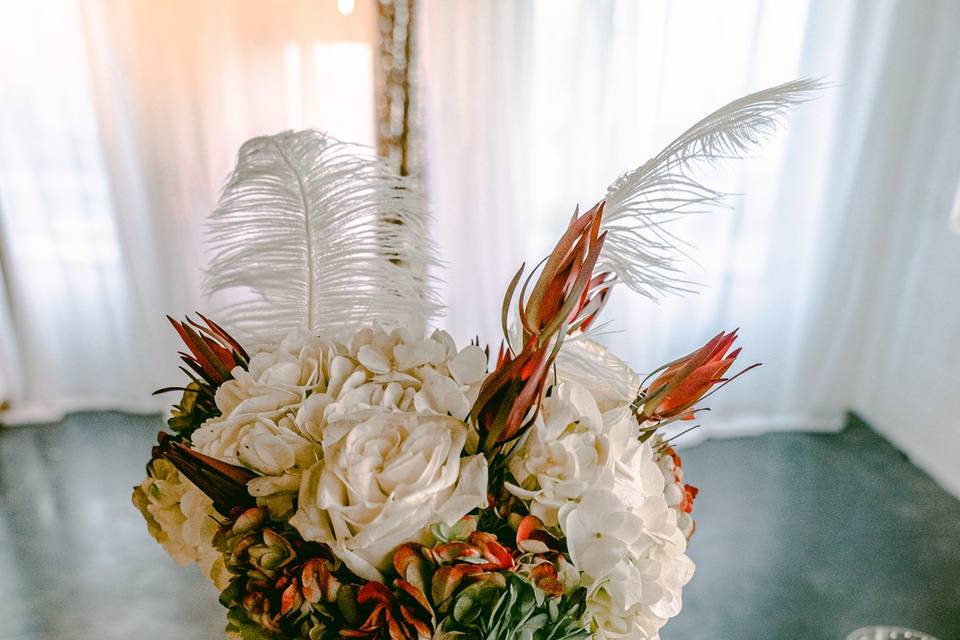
[638,330,753,423]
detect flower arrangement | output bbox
[134,80,816,639]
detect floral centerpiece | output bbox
[133,80,816,639]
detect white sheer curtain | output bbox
[0,0,376,422]
[419,0,960,446]
[2,0,960,494]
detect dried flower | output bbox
[473,204,608,455]
[636,330,755,423]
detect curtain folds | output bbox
[1,0,959,481]
[0,0,376,422]
[418,0,960,444]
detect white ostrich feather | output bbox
[204,130,440,343]
[555,337,641,407]
[600,78,822,299]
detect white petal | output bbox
[415,375,469,419]
[332,543,385,583]
[580,538,628,578]
[556,382,603,431]
[435,454,488,525]
[357,345,391,374]
[394,339,445,370]
[247,473,300,496]
[577,489,626,525]
[449,345,488,385]
[504,482,541,500]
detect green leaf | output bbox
[447,516,479,541]
[431,521,452,543]
[336,584,361,626]
[440,573,590,640]
[225,608,277,640]
[219,577,246,608]
[452,579,502,625]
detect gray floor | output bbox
[0,413,957,640]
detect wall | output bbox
[844,1,960,497]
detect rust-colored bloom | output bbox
[341,581,433,640]
[152,432,256,516]
[216,506,346,636]
[155,314,249,437]
[679,484,699,514]
[514,515,573,597]
[389,526,515,620]
[463,531,514,571]
[473,203,608,453]
[637,330,756,423]
[167,314,248,386]
[515,514,559,554]
[527,562,565,598]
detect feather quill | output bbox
[600,78,822,298]
[204,130,440,344]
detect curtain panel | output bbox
[1,0,959,499]
[417,0,960,461]
[0,0,378,421]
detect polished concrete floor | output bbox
[0,413,958,640]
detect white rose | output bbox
[289,411,488,581]
[330,324,487,421]
[193,411,321,521]
[195,413,319,476]
[192,332,335,484]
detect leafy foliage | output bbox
[226,607,281,640]
[440,574,589,640]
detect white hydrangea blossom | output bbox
[654,437,697,540]
[505,344,695,640]
[505,382,615,527]
[573,437,694,639]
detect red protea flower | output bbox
[167,313,248,386]
[473,203,608,453]
[155,314,249,437]
[637,329,758,423]
[152,432,256,516]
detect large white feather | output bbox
[600,78,822,298]
[204,130,440,343]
